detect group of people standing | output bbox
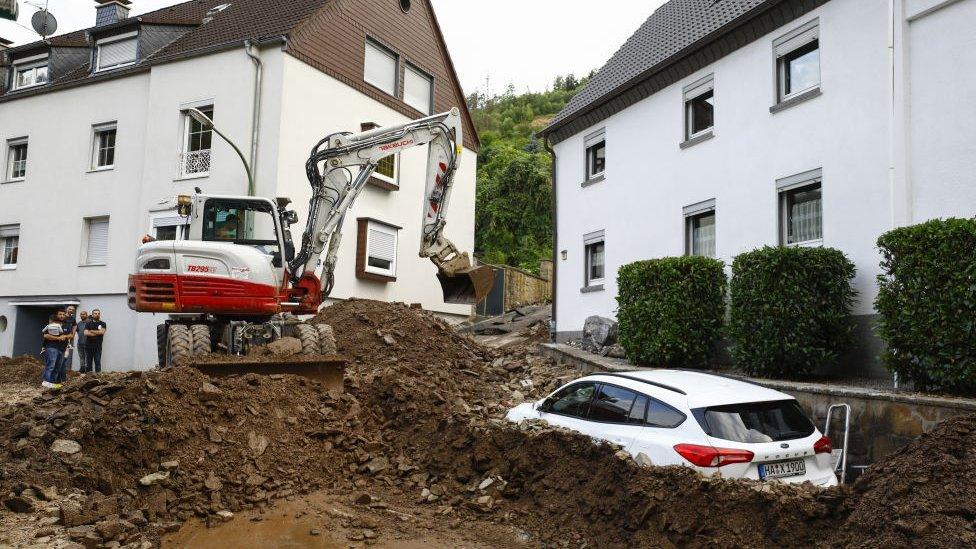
[40,305,108,389]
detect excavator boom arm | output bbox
[288,109,493,304]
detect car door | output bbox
[582,383,646,452]
[538,382,598,434]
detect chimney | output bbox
[95,0,132,27]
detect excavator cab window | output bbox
[202,199,283,266]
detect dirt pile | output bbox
[0,367,363,547]
[0,356,44,386]
[3,299,974,548]
[832,413,976,547]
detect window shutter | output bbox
[152,215,189,228]
[368,228,396,264]
[0,224,18,238]
[773,19,819,57]
[87,218,110,264]
[683,74,714,101]
[404,65,432,114]
[364,41,397,95]
[98,38,137,70]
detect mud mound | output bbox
[0,356,43,386]
[419,422,848,548]
[0,367,364,546]
[832,414,976,547]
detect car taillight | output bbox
[814,435,833,455]
[673,444,754,467]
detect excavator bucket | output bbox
[438,264,496,305]
[185,356,347,391]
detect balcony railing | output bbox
[180,149,211,178]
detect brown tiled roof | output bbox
[46,30,90,48]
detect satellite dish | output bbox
[31,9,57,38]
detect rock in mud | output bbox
[51,439,82,455]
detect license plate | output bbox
[758,459,806,479]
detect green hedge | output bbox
[876,218,976,393]
[616,257,726,368]
[729,246,856,378]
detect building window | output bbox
[583,230,605,288]
[151,211,190,241]
[95,32,138,72]
[181,105,213,178]
[584,130,606,182]
[374,154,398,186]
[404,63,433,114]
[774,19,820,102]
[5,138,28,182]
[83,216,110,266]
[778,168,823,245]
[357,218,400,281]
[12,60,49,90]
[683,74,714,141]
[91,123,117,170]
[364,39,398,96]
[0,225,19,270]
[684,200,716,258]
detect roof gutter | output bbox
[544,136,558,342]
[540,0,790,140]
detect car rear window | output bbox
[694,400,815,443]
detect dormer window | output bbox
[95,31,138,72]
[11,55,49,90]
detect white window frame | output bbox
[683,199,717,258]
[81,216,110,267]
[90,122,118,171]
[0,224,19,270]
[11,55,50,91]
[777,168,823,246]
[683,74,715,141]
[404,63,433,114]
[150,210,190,241]
[364,220,399,277]
[94,31,139,73]
[774,19,820,103]
[5,138,28,182]
[583,230,605,288]
[584,129,606,182]
[179,103,214,179]
[364,38,398,97]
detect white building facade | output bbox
[0,0,478,370]
[544,0,976,377]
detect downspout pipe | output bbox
[544,136,558,343]
[244,39,262,197]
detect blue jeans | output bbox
[42,347,63,384]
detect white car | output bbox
[507,370,838,487]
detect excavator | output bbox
[128,108,493,387]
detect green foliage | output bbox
[875,218,976,393]
[729,246,856,378]
[616,257,727,368]
[470,73,590,273]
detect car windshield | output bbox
[695,400,815,443]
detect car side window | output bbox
[546,382,596,418]
[646,398,686,428]
[628,395,648,425]
[589,384,640,423]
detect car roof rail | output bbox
[585,372,687,395]
[669,368,767,388]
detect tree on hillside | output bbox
[471,74,590,274]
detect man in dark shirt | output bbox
[60,305,78,382]
[83,309,108,374]
[41,310,71,389]
[76,310,90,372]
